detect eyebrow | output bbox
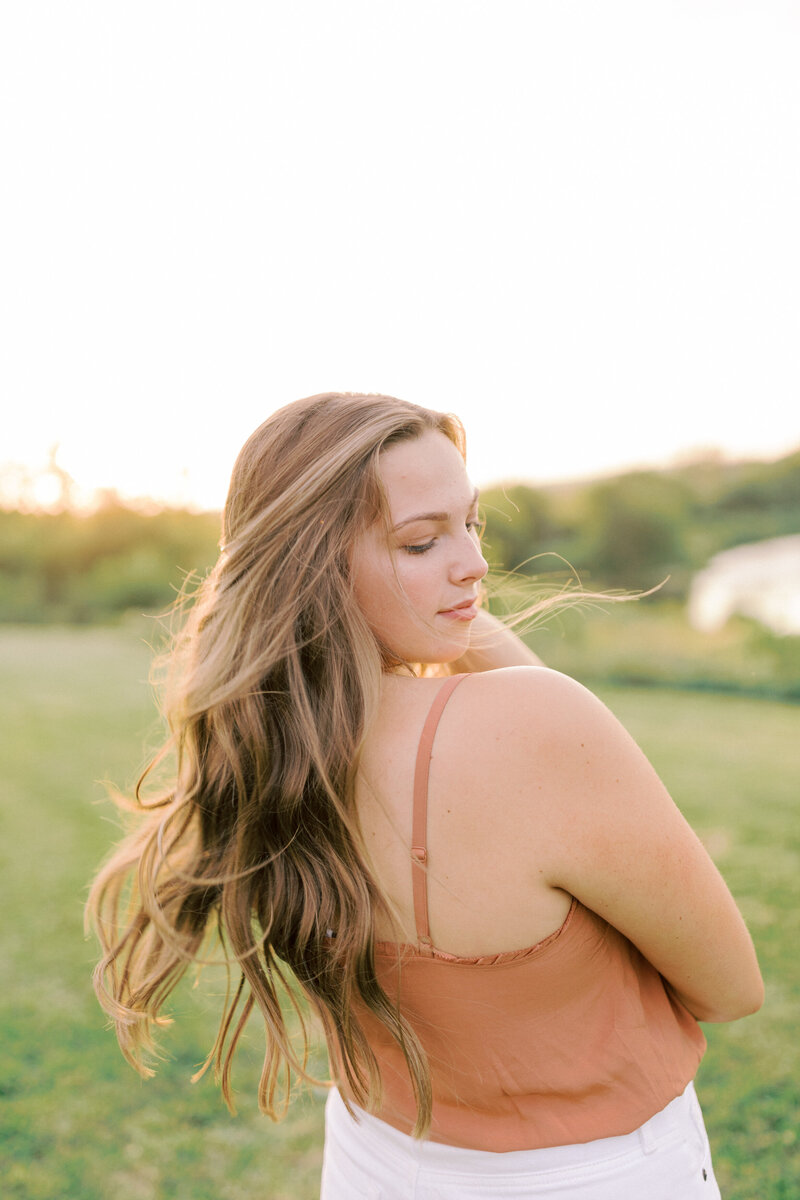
[391,487,480,532]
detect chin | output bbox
[408,637,471,667]
[380,620,472,669]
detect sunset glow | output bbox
[3,2,799,512]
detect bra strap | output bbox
[411,674,469,956]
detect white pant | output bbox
[320,1083,721,1199]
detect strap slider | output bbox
[411,846,427,864]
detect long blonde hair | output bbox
[86,392,466,1135]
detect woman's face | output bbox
[350,428,488,665]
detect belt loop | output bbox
[638,1087,685,1155]
[638,1120,658,1155]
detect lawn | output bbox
[0,624,796,1199]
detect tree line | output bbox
[0,450,798,623]
[480,450,800,597]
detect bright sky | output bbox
[2,1,799,510]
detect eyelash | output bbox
[402,520,483,556]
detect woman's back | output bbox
[354,668,573,957]
[342,667,708,1152]
[356,661,762,1028]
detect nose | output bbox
[452,530,489,584]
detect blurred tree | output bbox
[0,504,220,622]
[480,485,556,573]
[578,472,691,587]
[716,450,800,512]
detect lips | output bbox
[438,598,479,619]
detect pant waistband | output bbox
[327,1083,698,1177]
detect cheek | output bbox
[360,576,398,630]
[353,557,427,650]
[352,551,402,630]
[392,562,435,613]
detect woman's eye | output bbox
[467,518,485,536]
[403,539,436,555]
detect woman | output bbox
[87,392,763,1199]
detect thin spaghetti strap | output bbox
[411,674,469,955]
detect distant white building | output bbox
[688,535,800,636]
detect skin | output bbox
[352,430,764,1024]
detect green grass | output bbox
[1,624,796,1198]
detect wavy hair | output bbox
[86,392,467,1135]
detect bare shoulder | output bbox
[456,665,614,749]
[461,664,599,708]
[457,665,663,811]
[454,665,763,1023]
[440,665,628,817]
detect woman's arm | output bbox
[492,668,764,1023]
[449,608,545,672]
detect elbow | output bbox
[723,979,766,1022]
[742,975,766,1017]
[691,980,766,1024]
[669,974,765,1024]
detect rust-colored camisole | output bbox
[338,674,706,1152]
